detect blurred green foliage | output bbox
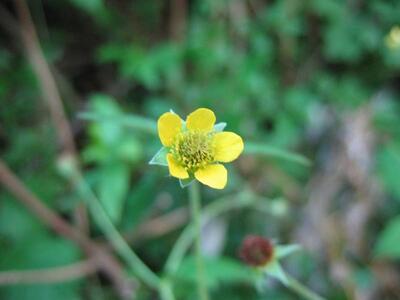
[83,94,143,222]
[1,0,400,299]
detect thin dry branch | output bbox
[0,259,96,285]
[169,0,187,42]
[13,0,89,239]
[14,0,76,156]
[0,159,133,299]
[126,207,189,244]
[0,160,88,247]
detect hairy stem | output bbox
[286,273,326,300]
[189,182,209,300]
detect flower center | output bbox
[170,130,215,172]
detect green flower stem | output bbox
[189,181,209,300]
[165,191,257,274]
[72,172,160,289]
[286,273,326,300]
[159,279,176,300]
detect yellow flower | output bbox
[156,108,244,189]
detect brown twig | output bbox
[0,159,133,299]
[125,207,189,244]
[169,0,187,42]
[0,259,97,285]
[14,0,76,156]
[0,160,86,247]
[14,0,89,238]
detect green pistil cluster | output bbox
[171,130,215,172]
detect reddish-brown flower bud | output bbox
[239,235,274,267]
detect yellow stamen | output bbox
[170,130,215,172]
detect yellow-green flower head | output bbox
[385,26,400,49]
[157,108,244,189]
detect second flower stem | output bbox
[286,273,326,300]
[189,181,209,300]
[72,172,160,289]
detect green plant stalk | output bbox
[189,181,209,300]
[72,172,160,289]
[159,279,176,300]
[286,273,326,300]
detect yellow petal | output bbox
[157,112,183,146]
[186,108,216,132]
[195,164,227,189]
[167,154,189,179]
[214,132,244,162]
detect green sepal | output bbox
[214,122,227,132]
[149,147,168,166]
[275,244,301,259]
[264,259,289,286]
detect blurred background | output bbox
[1,0,400,299]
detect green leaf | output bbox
[0,196,44,243]
[245,142,311,166]
[0,284,81,300]
[149,147,169,166]
[374,215,400,259]
[0,235,81,300]
[68,0,114,26]
[78,112,157,135]
[116,137,143,163]
[121,172,159,230]
[2,235,81,269]
[88,94,123,147]
[69,0,104,14]
[377,144,400,199]
[98,163,130,223]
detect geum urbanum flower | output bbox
[239,235,302,286]
[152,108,244,189]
